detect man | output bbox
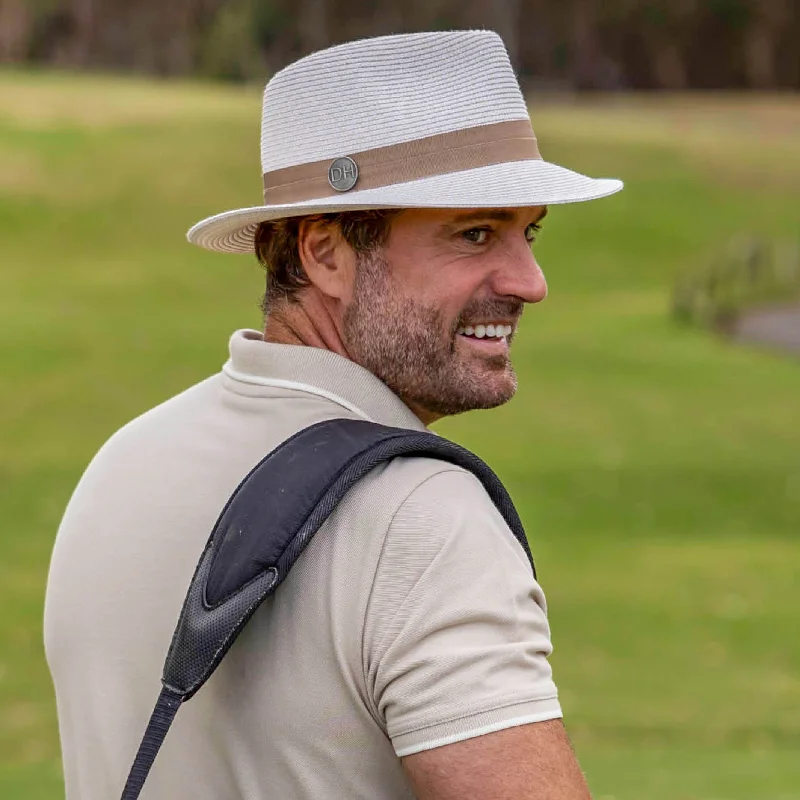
[45,30,622,800]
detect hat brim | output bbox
[187,159,623,254]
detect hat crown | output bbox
[260,31,530,173]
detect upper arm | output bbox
[363,466,563,759]
[403,719,592,800]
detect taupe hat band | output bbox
[262,119,540,205]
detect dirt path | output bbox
[731,304,800,356]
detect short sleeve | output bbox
[362,467,562,757]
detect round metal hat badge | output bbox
[328,157,359,192]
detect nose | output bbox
[489,238,547,305]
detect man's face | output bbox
[342,207,548,422]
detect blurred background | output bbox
[1,2,798,799]
[2,0,800,89]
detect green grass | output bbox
[1,72,799,798]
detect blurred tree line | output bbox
[0,0,797,89]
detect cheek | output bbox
[434,293,470,334]
[426,270,483,316]
[383,247,483,329]
[447,286,485,329]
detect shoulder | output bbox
[100,375,223,453]
[363,459,540,626]
[380,460,532,573]
[64,375,224,503]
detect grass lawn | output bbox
[1,71,799,799]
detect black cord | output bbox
[120,685,184,800]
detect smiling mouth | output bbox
[456,323,513,343]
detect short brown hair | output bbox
[255,210,399,314]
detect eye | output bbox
[525,222,542,244]
[462,227,490,245]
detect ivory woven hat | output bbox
[187,30,623,254]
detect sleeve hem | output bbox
[392,697,563,757]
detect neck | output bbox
[264,293,437,428]
[264,292,350,359]
[402,401,440,428]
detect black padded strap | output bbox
[207,419,533,606]
[120,418,533,800]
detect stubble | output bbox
[343,251,521,418]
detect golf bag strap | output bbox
[121,418,534,800]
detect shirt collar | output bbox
[224,329,427,431]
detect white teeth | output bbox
[457,323,514,339]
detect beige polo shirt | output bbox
[45,330,561,800]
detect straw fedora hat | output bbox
[187,30,623,254]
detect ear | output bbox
[297,217,357,303]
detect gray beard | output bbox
[343,251,521,419]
